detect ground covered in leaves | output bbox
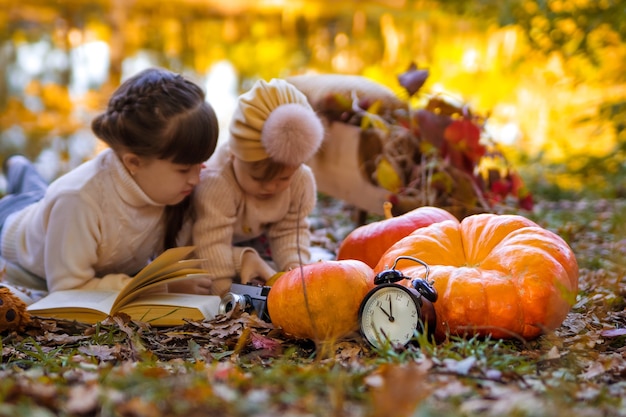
[1,197,625,417]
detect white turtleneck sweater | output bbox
[192,144,316,296]
[0,148,181,292]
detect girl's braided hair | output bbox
[92,67,219,249]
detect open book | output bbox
[27,246,220,326]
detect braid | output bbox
[91,67,219,252]
[109,95,135,114]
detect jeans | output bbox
[0,156,48,240]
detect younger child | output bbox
[0,67,218,298]
[193,78,325,296]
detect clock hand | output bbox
[388,297,394,320]
[379,305,395,322]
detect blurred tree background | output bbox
[0,0,625,199]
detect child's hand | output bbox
[241,251,276,284]
[168,275,213,295]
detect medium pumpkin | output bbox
[337,203,457,268]
[267,260,375,341]
[374,213,579,340]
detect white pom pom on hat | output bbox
[229,78,324,165]
[261,103,325,166]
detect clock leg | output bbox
[420,299,437,342]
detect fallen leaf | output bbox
[78,344,119,361]
[544,346,561,360]
[442,356,477,375]
[600,328,626,337]
[250,331,282,353]
[64,383,99,415]
[581,361,606,380]
[365,360,433,417]
[116,396,161,417]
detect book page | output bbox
[123,259,205,295]
[131,246,197,283]
[27,290,118,315]
[115,246,204,304]
[112,272,210,311]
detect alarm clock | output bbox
[359,256,437,349]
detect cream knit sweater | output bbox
[192,145,316,296]
[0,148,182,292]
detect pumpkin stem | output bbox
[383,201,393,219]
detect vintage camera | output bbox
[219,283,271,322]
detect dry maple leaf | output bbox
[364,360,433,417]
[78,344,120,361]
[250,331,282,352]
[64,383,99,415]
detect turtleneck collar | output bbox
[103,149,165,208]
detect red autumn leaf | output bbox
[250,331,282,352]
[518,193,534,210]
[443,118,486,163]
[414,108,452,150]
[510,171,527,196]
[490,178,512,197]
[509,172,534,210]
[214,362,248,383]
[441,140,476,174]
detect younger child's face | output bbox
[131,157,203,205]
[233,158,297,200]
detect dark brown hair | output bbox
[91,67,219,249]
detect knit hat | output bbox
[229,78,324,165]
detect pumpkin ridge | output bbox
[300,269,321,341]
[460,214,539,265]
[482,227,579,294]
[483,269,525,338]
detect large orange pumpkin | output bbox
[337,203,457,268]
[267,260,375,341]
[374,213,579,340]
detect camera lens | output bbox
[219,293,248,315]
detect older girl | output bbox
[0,67,218,298]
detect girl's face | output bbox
[124,154,203,205]
[233,158,298,200]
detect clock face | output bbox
[359,285,421,348]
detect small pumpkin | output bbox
[267,260,375,341]
[374,213,579,340]
[337,202,457,268]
